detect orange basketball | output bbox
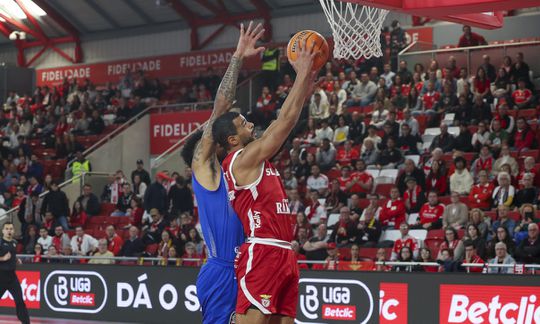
[287,30,330,71]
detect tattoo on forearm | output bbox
[217,55,242,103]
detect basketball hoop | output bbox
[319,0,389,60]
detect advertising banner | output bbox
[0,265,539,323]
[35,48,262,87]
[149,110,212,155]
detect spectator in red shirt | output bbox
[337,166,352,192]
[391,223,419,261]
[458,25,487,48]
[463,240,485,273]
[349,159,374,197]
[468,170,494,210]
[420,80,440,113]
[473,67,492,102]
[182,242,202,267]
[403,177,426,214]
[336,140,360,167]
[414,191,445,230]
[251,85,275,128]
[380,187,407,229]
[419,247,439,272]
[105,225,123,256]
[512,78,533,109]
[513,117,535,153]
[425,159,448,196]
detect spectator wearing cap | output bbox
[403,177,426,214]
[40,181,70,230]
[131,159,151,186]
[458,25,487,47]
[515,223,540,264]
[487,242,515,274]
[449,157,473,195]
[144,172,170,216]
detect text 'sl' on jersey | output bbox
[222,149,295,242]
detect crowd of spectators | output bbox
[5,22,540,272]
[17,157,202,267]
[248,37,539,272]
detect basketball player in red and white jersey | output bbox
[213,41,317,324]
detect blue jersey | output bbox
[192,170,244,261]
[193,169,244,324]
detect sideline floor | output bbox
[0,315,131,323]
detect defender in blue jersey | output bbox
[180,21,265,324]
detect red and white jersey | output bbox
[419,203,445,224]
[391,234,419,260]
[512,88,532,105]
[222,149,295,242]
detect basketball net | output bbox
[319,0,389,59]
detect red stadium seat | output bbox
[358,247,378,260]
[438,196,451,205]
[518,109,537,119]
[374,183,394,197]
[424,239,443,255]
[357,198,370,209]
[338,248,351,260]
[88,216,108,225]
[485,211,497,221]
[520,150,539,161]
[326,169,340,180]
[508,211,521,222]
[145,244,159,256]
[100,203,117,216]
[426,229,445,240]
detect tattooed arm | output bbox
[191,21,265,189]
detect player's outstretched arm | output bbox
[191,21,265,177]
[237,40,317,169]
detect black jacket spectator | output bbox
[76,192,100,216]
[131,165,151,186]
[430,133,455,153]
[88,113,105,134]
[377,147,403,167]
[455,128,473,152]
[396,167,425,194]
[355,219,381,246]
[119,237,145,257]
[397,133,421,155]
[515,235,540,264]
[144,181,169,214]
[168,178,193,216]
[514,187,539,208]
[41,188,69,219]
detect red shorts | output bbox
[235,242,299,318]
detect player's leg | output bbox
[236,308,270,324]
[7,277,30,324]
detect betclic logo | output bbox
[296,278,374,324]
[440,284,540,324]
[380,283,408,324]
[44,270,108,313]
[0,271,41,309]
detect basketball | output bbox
[287,30,329,71]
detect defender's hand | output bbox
[235,21,265,59]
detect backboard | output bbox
[342,0,540,29]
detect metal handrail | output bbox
[0,174,82,223]
[400,40,540,56]
[376,261,540,269]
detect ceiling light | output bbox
[19,0,46,17]
[0,1,26,19]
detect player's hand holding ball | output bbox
[234,21,266,59]
[287,30,329,73]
